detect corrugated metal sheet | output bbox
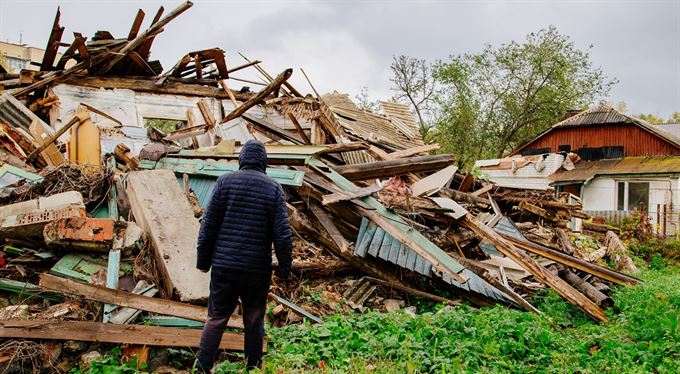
[551,156,680,183]
[355,218,514,304]
[656,124,680,138]
[138,158,305,186]
[0,93,53,134]
[175,175,216,208]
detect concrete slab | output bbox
[126,169,209,302]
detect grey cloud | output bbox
[0,0,678,117]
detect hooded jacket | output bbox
[196,140,292,276]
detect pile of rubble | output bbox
[0,1,641,371]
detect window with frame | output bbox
[616,181,649,212]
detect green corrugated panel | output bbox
[176,175,217,209]
[139,158,304,186]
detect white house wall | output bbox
[50,84,222,146]
[583,175,680,235]
[582,177,617,211]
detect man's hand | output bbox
[274,269,290,281]
[198,268,209,273]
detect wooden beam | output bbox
[97,2,192,74]
[127,9,146,40]
[314,142,369,155]
[558,268,613,308]
[238,52,302,97]
[519,201,557,222]
[0,320,249,351]
[220,68,293,124]
[40,7,64,71]
[136,6,165,59]
[499,233,640,285]
[226,59,261,74]
[440,188,491,206]
[63,75,252,100]
[197,98,216,128]
[322,183,383,205]
[26,113,86,162]
[385,143,440,160]
[288,113,311,145]
[461,215,607,322]
[242,113,303,144]
[39,273,243,328]
[333,154,455,180]
[365,277,462,307]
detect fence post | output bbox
[662,204,667,239]
[657,204,661,238]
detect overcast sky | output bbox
[1,0,678,118]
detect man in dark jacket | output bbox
[195,139,292,371]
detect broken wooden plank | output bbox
[98,2,193,74]
[558,268,613,308]
[385,143,440,160]
[440,188,491,206]
[315,142,369,155]
[519,201,557,222]
[322,183,383,206]
[25,112,85,162]
[38,274,243,328]
[126,170,208,302]
[127,9,146,40]
[197,98,216,128]
[40,7,65,71]
[461,215,607,322]
[221,68,294,124]
[365,276,461,307]
[333,154,455,180]
[0,320,249,351]
[499,233,640,285]
[269,293,321,323]
[470,184,494,197]
[242,113,304,145]
[287,113,311,145]
[28,120,64,166]
[411,165,458,197]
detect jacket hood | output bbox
[239,140,267,173]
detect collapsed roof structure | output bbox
[0,1,643,368]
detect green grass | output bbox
[221,267,680,374]
[77,267,678,373]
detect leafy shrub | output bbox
[629,238,680,266]
[247,268,680,373]
[619,211,654,242]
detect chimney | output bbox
[563,109,581,120]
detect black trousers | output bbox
[197,268,271,371]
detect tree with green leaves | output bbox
[425,26,615,167]
[638,113,665,124]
